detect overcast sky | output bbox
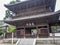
[0,0,60,20]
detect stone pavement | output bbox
[0,43,16,45]
[17,38,35,45]
[0,38,60,45]
[36,38,60,45]
[37,44,59,45]
[0,38,17,45]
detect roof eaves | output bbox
[4,11,60,22]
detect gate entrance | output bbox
[25,27,37,38]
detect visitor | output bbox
[31,31,35,38]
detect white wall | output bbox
[50,33,60,36]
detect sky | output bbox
[55,0,60,11]
[0,0,60,20]
[0,0,27,20]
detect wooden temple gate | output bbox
[16,24,49,38]
[4,0,57,38]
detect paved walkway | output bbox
[0,43,15,45]
[17,39,35,45]
[0,38,60,45]
[0,38,17,45]
[37,44,59,45]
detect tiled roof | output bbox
[4,0,56,13]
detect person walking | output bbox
[31,31,35,38]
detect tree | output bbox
[4,0,20,20]
[4,10,10,19]
[0,30,4,35]
[0,21,4,35]
[8,25,16,33]
[10,1,16,4]
[4,0,15,19]
[3,1,16,44]
[7,24,16,45]
[4,0,16,32]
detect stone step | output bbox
[17,39,35,45]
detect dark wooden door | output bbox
[16,29,25,38]
[38,28,49,38]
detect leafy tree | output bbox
[4,0,16,33]
[4,10,10,19]
[4,0,21,19]
[8,25,16,33]
[10,1,16,4]
[0,21,4,26]
[0,30,4,35]
[10,0,20,4]
[0,24,16,35]
[0,21,4,35]
[51,26,57,33]
[4,1,14,19]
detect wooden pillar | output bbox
[24,27,25,38]
[15,30,17,38]
[47,24,50,36]
[6,26,9,38]
[36,26,39,38]
[15,27,17,38]
[14,31,16,38]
